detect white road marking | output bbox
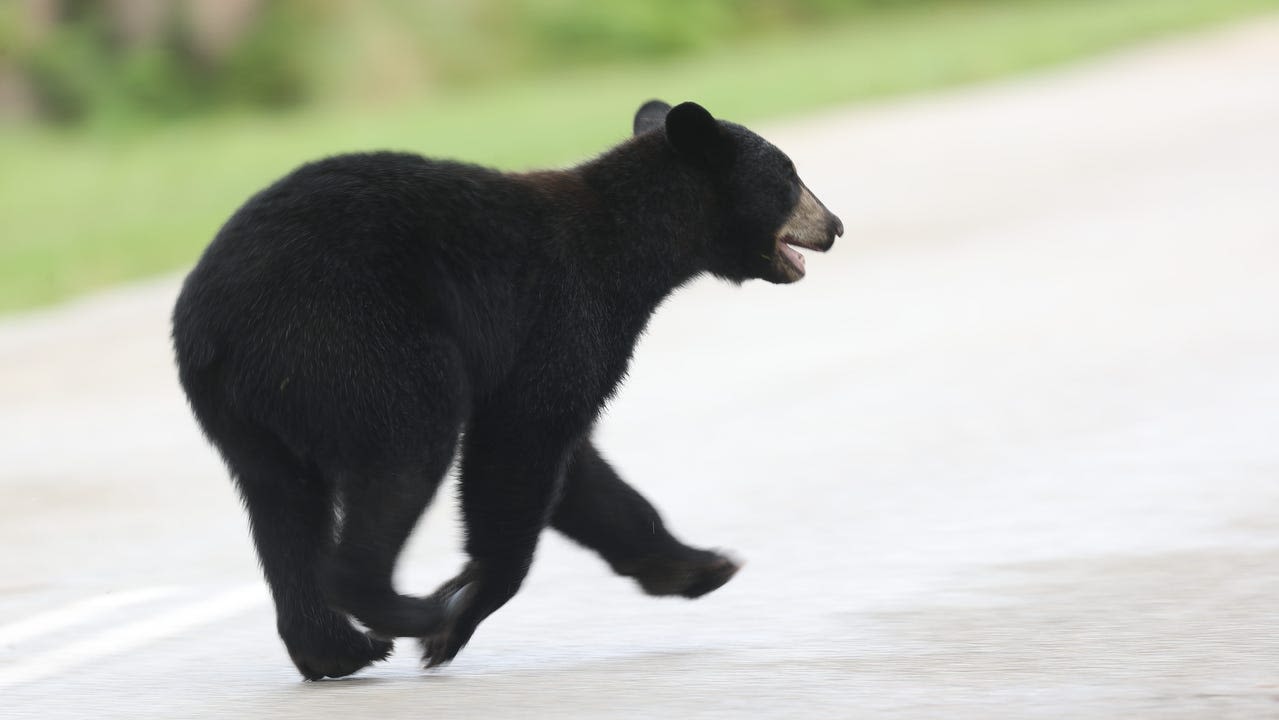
[0,584,267,689]
[0,586,180,648]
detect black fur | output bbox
[172,100,841,679]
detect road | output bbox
[2,16,1278,719]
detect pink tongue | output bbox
[779,242,806,271]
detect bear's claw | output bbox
[283,619,394,680]
[625,549,742,599]
[420,577,482,669]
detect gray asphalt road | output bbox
[2,17,1278,719]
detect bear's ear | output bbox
[633,99,671,136]
[665,101,732,167]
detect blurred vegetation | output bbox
[4,0,937,126]
[4,0,312,124]
[1,0,1278,313]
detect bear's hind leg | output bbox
[317,340,470,642]
[224,431,393,680]
[551,438,740,598]
[320,443,459,640]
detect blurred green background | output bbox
[2,0,1277,313]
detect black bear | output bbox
[172,100,842,680]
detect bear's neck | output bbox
[566,134,719,306]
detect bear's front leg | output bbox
[420,411,585,667]
[552,437,740,598]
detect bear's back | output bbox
[203,152,525,280]
[172,151,549,443]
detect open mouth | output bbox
[774,233,827,281]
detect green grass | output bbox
[2,0,1276,313]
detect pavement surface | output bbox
[2,16,1278,719]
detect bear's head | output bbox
[633,100,843,284]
